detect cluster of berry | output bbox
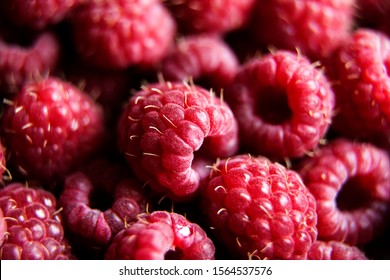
[1,0,390,260]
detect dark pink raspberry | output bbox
[1,0,80,30]
[1,77,105,188]
[247,0,355,60]
[59,172,147,247]
[326,28,390,149]
[224,50,335,160]
[0,183,73,260]
[202,154,318,260]
[105,211,215,260]
[0,32,60,95]
[117,81,239,201]
[70,0,176,70]
[160,34,239,91]
[307,240,367,260]
[165,0,255,35]
[298,139,390,246]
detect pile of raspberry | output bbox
[1,0,390,260]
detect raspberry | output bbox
[0,183,73,260]
[307,240,367,260]
[326,28,390,149]
[1,77,105,188]
[0,208,7,247]
[59,172,147,248]
[202,154,318,260]
[105,211,215,260]
[165,0,255,35]
[69,0,176,70]
[0,0,80,30]
[0,32,60,95]
[117,81,239,201]
[224,50,335,160]
[298,139,390,246]
[247,0,355,61]
[160,34,239,91]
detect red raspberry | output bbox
[224,50,335,160]
[1,77,105,188]
[0,183,73,260]
[105,211,215,260]
[0,32,60,95]
[160,34,239,91]
[117,81,239,201]
[69,0,176,70]
[202,154,318,260]
[59,172,147,248]
[326,28,390,149]
[298,139,390,246]
[307,240,367,260]
[0,0,80,30]
[165,0,255,35]
[247,0,355,61]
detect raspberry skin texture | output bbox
[117,81,239,201]
[1,0,80,30]
[326,28,390,149]
[59,172,147,247]
[202,154,318,260]
[247,0,355,61]
[298,139,390,246]
[0,208,7,247]
[160,34,239,91]
[105,211,215,260]
[0,183,73,260]
[165,0,255,35]
[307,240,367,260]
[0,77,105,188]
[224,50,335,160]
[0,32,60,95]
[70,0,176,70]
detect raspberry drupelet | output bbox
[326,28,390,149]
[202,154,318,260]
[247,0,355,61]
[117,81,239,201]
[0,32,60,95]
[298,139,390,246]
[0,77,105,189]
[105,211,215,260]
[160,34,240,92]
[224,50,335,160]
[69,0,176,70]
[0,183,73,260]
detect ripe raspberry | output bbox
[202,154,318,260]
[307,240,367,260]
[247,0,355,60]
[59,172,147,247]
[105,211,215,260]
[326,28,390,149]
[298,139,390,246]
[69,0,176,70]
[117,81,239,201]
[165,0,255,35]
[160,34,239,91]
[224,50,335,160]
[0,183,73,260]
[0,32,60,95]
[0,0,80,30]
[0,77,105,188]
